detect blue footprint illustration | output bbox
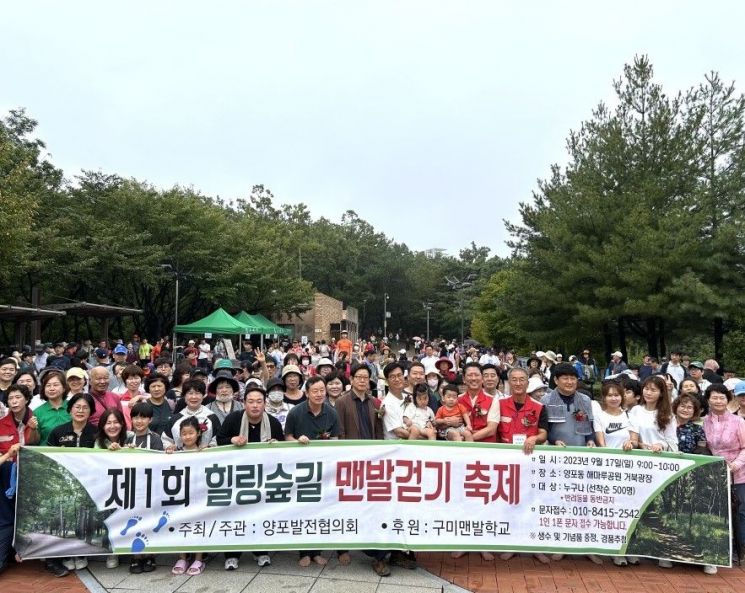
[120,516,142,536]
[153,511,170,533]
[131,532,148,553]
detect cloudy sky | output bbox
[3,1,744,257]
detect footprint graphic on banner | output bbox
[120,516,142,536]
[153,511,170,533]
[131,532,149,553]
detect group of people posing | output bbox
[0,338,743,579]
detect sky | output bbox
[3,1,745,257]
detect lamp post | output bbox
[160,264,179,363]
[383,292,389,342]
[445,274,476,343]
[423,302,433,342]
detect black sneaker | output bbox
[45,559,70,578]
[389,550,417,570]
[129,559,144,574]
[142,557,157,572]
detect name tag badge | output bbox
[512,434,526,446]
[500,416,512,423]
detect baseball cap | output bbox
[113,345,128,355]
[94,347,109,358]
[734,381,745,397]
[66,367,88,381]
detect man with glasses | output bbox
[381,362,410,439]
[495,366,550,563]
[335,364,398,575]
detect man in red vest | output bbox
[495,366,548,454]
[496,366,550,563]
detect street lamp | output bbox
[383,292,389,342]
[445,274,476,343]
[423,302,433,342]
[160,264,179,363]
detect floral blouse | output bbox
[677,420,705,454]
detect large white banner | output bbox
[14,442,731,565]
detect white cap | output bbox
[724,378,741,391]
[526,376,546,394]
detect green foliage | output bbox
[0,115,502,343]
[473,56,745,362]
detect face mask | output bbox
[216,392,233,403]
[267,391,285,404]
[427,379,439,389]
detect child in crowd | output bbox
[124,401,162,573]
[403,384,436,440]
[169,417,206,575]
[162,379,220,450]
[435,384,473,441]
[126,402,164,451]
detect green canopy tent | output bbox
[174,307,253,335]
[232,311,292,350]
[252,313,292,336]
[233,311,274,335]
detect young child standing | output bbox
[403,384,436,440]
[124,402,162,574]
[169,417,206,576]
[126,402,165,452]
[435,384,474,441]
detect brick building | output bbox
[275,292,358,343]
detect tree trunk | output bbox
[617,317,627,359]
[659,318,667,359]
[603,323,612,361]
[646,317,659,358]
[714,317,724,363]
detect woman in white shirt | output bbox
[624,375,678,453]
[594,381,632,449]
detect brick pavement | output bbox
[417,552,745,593]
[0,559,88,593]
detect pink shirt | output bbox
[704,412,745,484]
[89,390,123,429]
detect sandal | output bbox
[172,559,188,575]
[186,560,205,575]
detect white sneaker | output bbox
[703,565,718,575]
[105,555,119,569]
[626,555,640,565]
[534,553,551,564]
[658,559,673,568]
[224,557,239,570]
[75,557,89,570]
[613,556,627,566]
[257,554,271,567]
[62,558,76,571]
[500,553,514,561]
[587,554,603,565]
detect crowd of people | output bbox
[0,332,743,578]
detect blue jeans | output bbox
[734,484,745,547]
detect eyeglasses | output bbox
[71,405,90,412]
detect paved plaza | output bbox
[5,551,745,593]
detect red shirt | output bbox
[458,390,496,442]
[496,397,544,444]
